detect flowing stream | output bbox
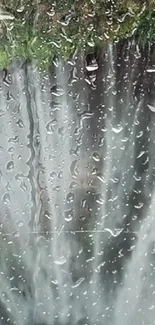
[0,41,155,325]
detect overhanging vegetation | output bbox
[0,0,155,69]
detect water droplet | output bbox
[137,131,143,138]
[64,209,73,222]
[17,5,24,12]
[16,119,24,128]
[78,215,87,222]
[51,85,64,97]
[92,152,101,162]
[58,171,63,179]
[69,181,78,189]
[98,137,104,147]
[7,241,13,245]
[50,171,57,179]
[142,156,149,165]
[45,211,52,220]
[54,257,66,265]
[66,192,74,203]
[81,198,87,208]
[71,277,85,288]
[8,147,14,153]
[108,195,118,202]
[104,228,124,237]
[52,186,60,192]
[87,40,95,47]
[112,126,123,134]
[70,160,79,178]
[137,151,145,159]
[46,120,55,134]
[79,112,94,128]
[95,262,106,273]
[92,167,97,175]
[17,221,24,227]
[97,172,106,183]
[6,161,14,172]
[20,180,27,191]
[5,182,11,191]
[134,203,144,209]
[47,8,55,17]
[146,66,155,73]
[86,257,95,263]
[86,59,98,72]
[2,193,11,204]
[8,136,19,143]
[110,178,119,184]
[96,193,104,205]
[133,174,141,181]
[50,100,62,112]
[89,74,96,84]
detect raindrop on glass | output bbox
[6,161,14,172]
[66,192,74,203]
[92,152,101,162]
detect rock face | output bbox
[0,41,155,325]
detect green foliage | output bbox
[0,48,9,68]
[0,0,154,69]
[135,10,155,44]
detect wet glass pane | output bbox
[0,1,155,324]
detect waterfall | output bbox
[0,41,155,325]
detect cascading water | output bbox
[0,41,155,325]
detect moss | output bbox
[0,0,155,69]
